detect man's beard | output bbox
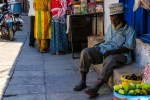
[112,21,124,30]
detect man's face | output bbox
[110,14,122,27]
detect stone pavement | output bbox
[0,16,113,100]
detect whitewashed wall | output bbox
[135,39,150,66]
[104,0,119,34]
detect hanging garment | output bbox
[133,0,150,11]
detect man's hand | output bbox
[103,46,131,58]
[103,50,113,58]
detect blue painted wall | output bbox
[120,0,150,43]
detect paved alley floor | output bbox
[0,16,113,100]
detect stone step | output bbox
[92,63,144,89]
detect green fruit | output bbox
[135,89,141,94]
[141,83,150,91]
[128,90,136,95]
[119,84,123,89]
[114,85,120,92]
[136,84,142,89]
[129,83,135,89]
[141,89,148,95]
[129,83,134,90]
[118,89,127,95]
[122,82,129,92]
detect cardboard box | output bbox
[88,35,104,48]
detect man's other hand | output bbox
[103,46,131,58]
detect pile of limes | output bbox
[114,82,150,96]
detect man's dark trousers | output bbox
[29,16,35,46]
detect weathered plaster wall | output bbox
[135,39,150,67]
[104,0,119,34]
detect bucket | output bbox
[10,2,22,14]
[114,91,150,100]
[121,73,142,84]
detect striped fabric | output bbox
[34,11,51,39]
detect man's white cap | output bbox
[109,3,124,15]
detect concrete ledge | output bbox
[113,62,144,85]
[91,63,144,89]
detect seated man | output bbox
[73,3,136,97]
